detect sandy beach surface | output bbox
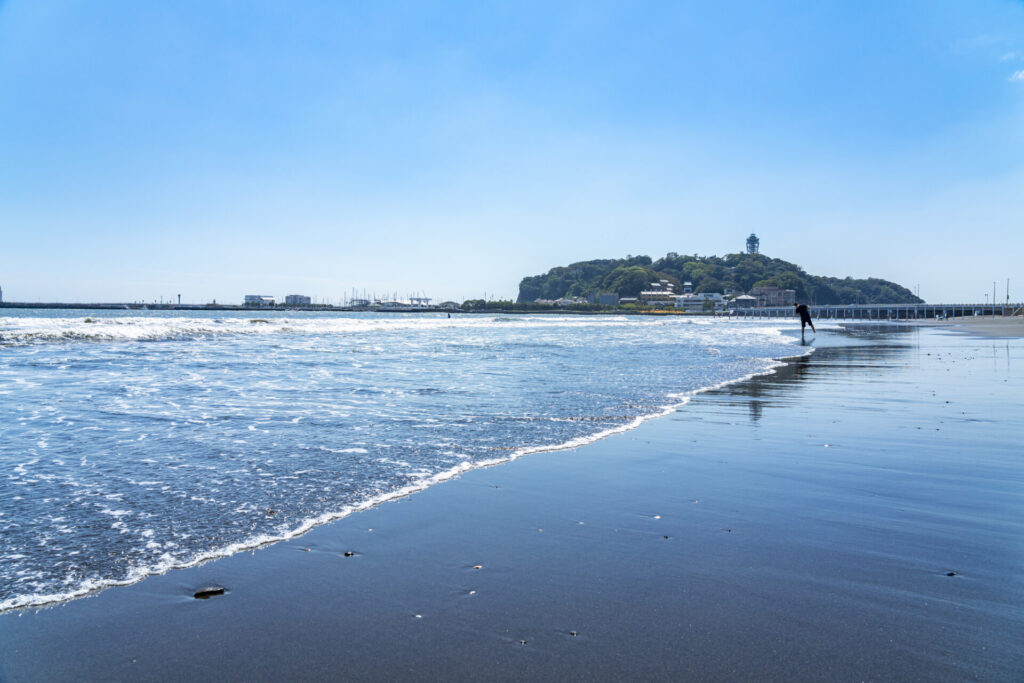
[910,315,1024,338]
[1,326,1021,681]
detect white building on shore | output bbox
[640,280,677,307]
[675,292,725,312]
[730,294,758,309]
[284,294,312,306]
[244,295,275,307]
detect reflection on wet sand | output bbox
[710,330,917,422]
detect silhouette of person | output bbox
[794,303,815,336]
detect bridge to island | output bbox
[2,301,1023,318]
[731,302,1023,320]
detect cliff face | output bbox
[517,253,923,305]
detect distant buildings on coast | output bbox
[536,277,796,313]
[242,293,450,311]
[244,295,276,307]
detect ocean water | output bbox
[0,311,807,611]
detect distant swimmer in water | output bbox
[794,303,815,337]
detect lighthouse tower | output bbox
[746,233,760,254]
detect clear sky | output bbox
[1,1,1022,304]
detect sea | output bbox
[0,310,810,612]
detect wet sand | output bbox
[911,315,1024,338]
[1,326,1022,681]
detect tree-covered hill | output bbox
[517,252,923,305]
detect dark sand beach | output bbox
[913,316,1024,338]
[1,326,1022,681]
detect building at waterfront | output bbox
[640,280,677,307]
[244,295,275,307]
[729,294,758,309]
[675,292,725,312]
[749,286,795,307]
[588,292,620,306]
[284,294,312,306]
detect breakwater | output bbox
[731,302,1023,320]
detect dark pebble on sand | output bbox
[945,571,957,577]
[570,631,579,637]
[344,551,355,557]
[193,586,225,599]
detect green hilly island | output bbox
[516,253,922,305]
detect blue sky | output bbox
[1,1,1022,304]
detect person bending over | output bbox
[794,303,815,334]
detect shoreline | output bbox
[2,326,1022,680]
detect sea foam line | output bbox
[0,313,656,346]
[0,342,813,614]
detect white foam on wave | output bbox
[0,313,647,346]
[0,312,822,347]
[0,326,812,614]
